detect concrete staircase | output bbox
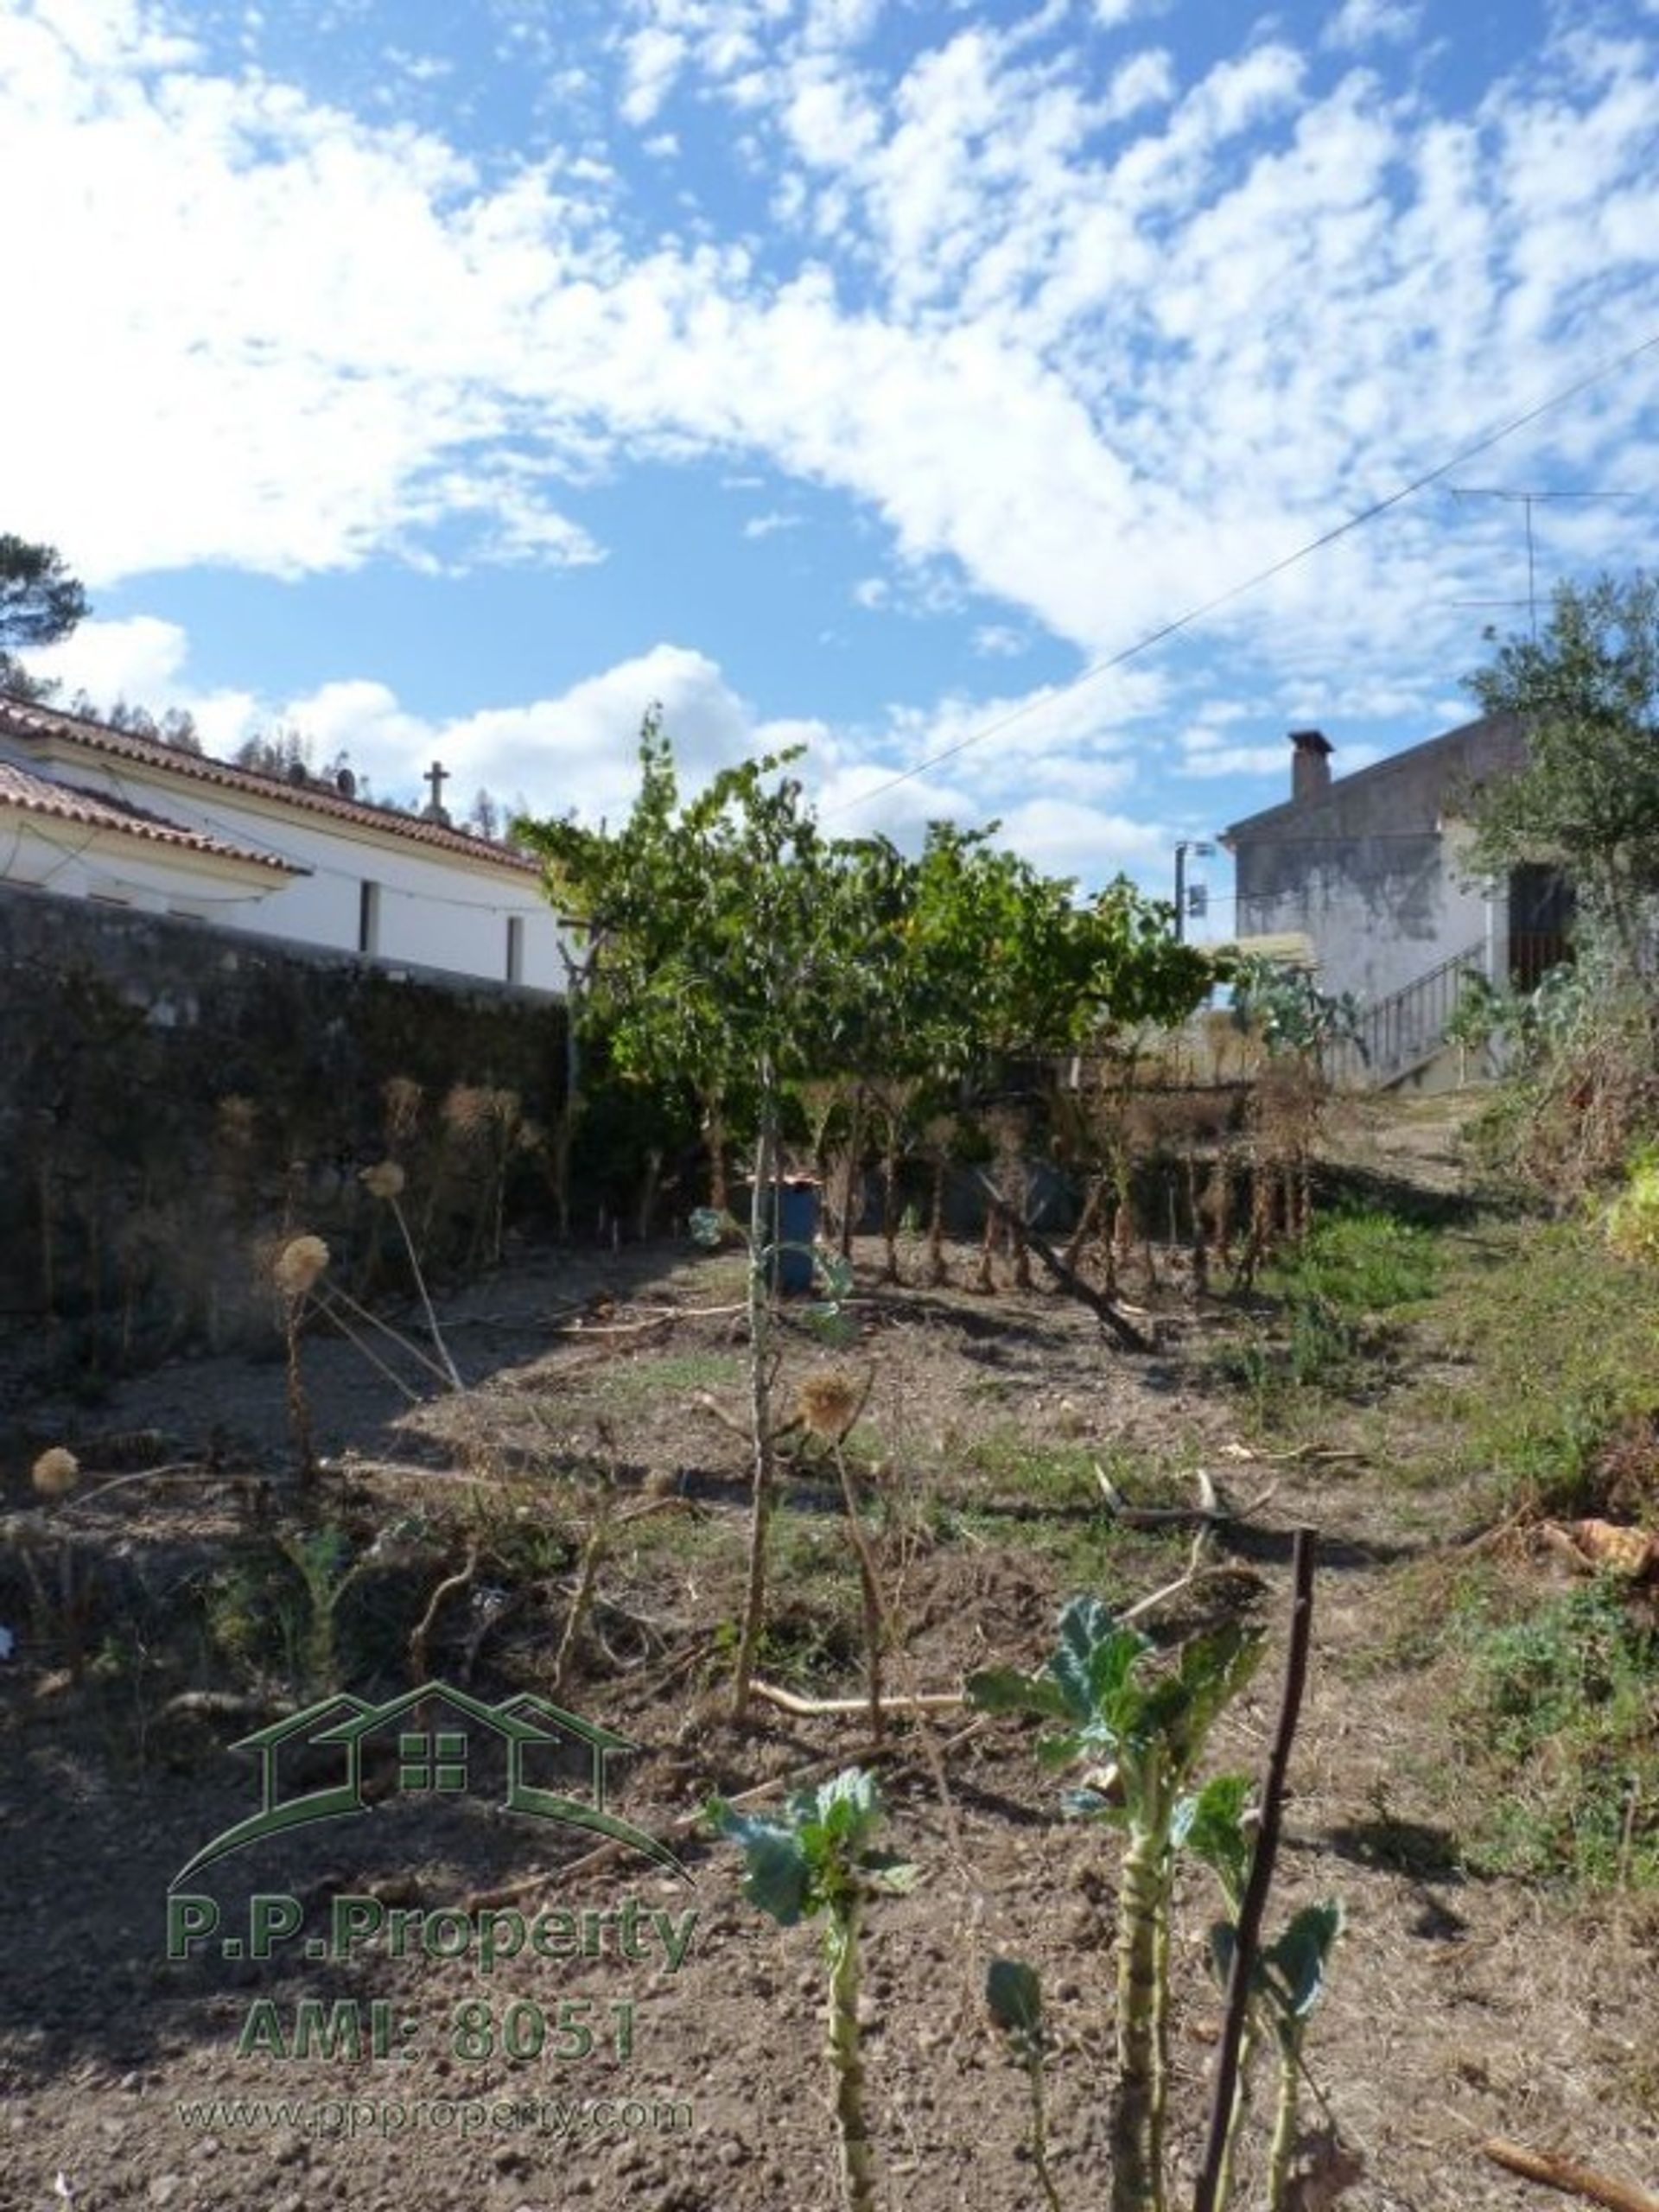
[1324,940,1491,1092]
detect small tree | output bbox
[1465,572,1659,976]
[0,533,88,699]
[517,716,887,1718]
[518,722,1223,1713]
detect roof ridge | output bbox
[0,696,541,873]
[0,758,300,871]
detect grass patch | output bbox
[1217,1206,1443,1422]
[595,1349,747,1403]
[1425,1218,1659,1516]
[1272,1206,1442,1312]
[958,1427,1100,1504]
[1447,1575,1659,1891]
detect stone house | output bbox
[0,695,569,991]
[1223,715,1573,1081]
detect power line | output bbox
[825,323,1659,820]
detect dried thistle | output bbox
[360,1160,407,1201]
[31,1446,79,1498]
[442,1084,494,1141]
[383,1075,424,1141]
[798,1368,866,1441]
[273,1234,330,1301]
[216,1095,257,1147]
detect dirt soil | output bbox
[3,1128,1656,2212]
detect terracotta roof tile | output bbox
[0,697,543,873]
[0,760,301,872]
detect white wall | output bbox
[10,754,572,991]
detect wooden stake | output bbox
[1193,1525,1319,2212]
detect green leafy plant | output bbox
[969,1598,1264,2212]
[1184,1776,1344,2210]
[987,1959,1064,2212]
[708,1770,918,2212]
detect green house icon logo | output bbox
[170,1681,688,1888]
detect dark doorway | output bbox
[1508,865,1573,988]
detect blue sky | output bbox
[6,0,1659,931]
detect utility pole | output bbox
[1450,487,1639,639]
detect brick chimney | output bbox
[1290,728,1332,804]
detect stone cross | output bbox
[423,759,450,823]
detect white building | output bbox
[0,696,569,991]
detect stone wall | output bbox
[0,886,566,1383]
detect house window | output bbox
[359,880,381,956]
[398,1730,468,1793]
[505,915,524,984]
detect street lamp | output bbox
[1173,841,1216,943]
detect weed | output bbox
[1429,1219,1659,1515]
[1273,1209,1440,1313]
[1218,1209,1442,1422]
[1450,1578,1659,1889]
[963,1427,1099,1504]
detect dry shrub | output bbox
[1590,1412,1659,1529]
[442,1084,521,1142]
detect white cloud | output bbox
[28,614,190,702]
[1323,0,1422,52]
[994,797,1170,879]
[742,510,804,538]
[32,611,1175,887]
[971,624,1027,658]
[1103,48,1174,122]
[1178,742,1293,781]
[3,0,1659,840]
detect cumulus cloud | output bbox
[32,612,1179,891]
[7,0,1659,887]
[1323,0,1422,51]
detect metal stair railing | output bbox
[1325,939,1491,1089]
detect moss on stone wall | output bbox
[0,888,566,1376]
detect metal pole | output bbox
[1174,843,1187,943]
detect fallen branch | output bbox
[50,1464,216,1514]
[969,1167,1152,1352]
[691,1389,804,1446]
[1094,1464,1279,1529]
[1480,2139,1659,2212]
[750,1679,965,1718]
[1218,1441,1363,1466]
[408,1547,479,1683]
[547,1316,677,1338]
[1117,1535,1262,1627]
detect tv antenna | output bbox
[1449,486,1641,639]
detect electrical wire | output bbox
[825,322,1659,818]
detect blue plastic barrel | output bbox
[772,1179,819,1295]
